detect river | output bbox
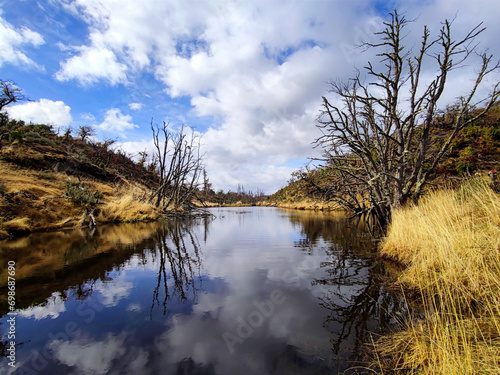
[0,207,402,374]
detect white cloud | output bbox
[96,108,138,135]
[50,0,500,192]
[0,14,45,68]
[7,98,72,127]
[128,102,143,110]
[126,303,142,312]
[55,46,127,85]
[81,112,96,122]
[50,0,377,191]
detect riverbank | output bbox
[0,158,161,239]
[259,198,342,211]
[374,178,500,373]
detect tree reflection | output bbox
[286,210,405,370]
[150,219,204,316]
[315,256,405,366]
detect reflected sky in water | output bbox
[0,207,400,375]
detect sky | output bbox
[2,0,500,194]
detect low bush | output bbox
[65,180,103,205]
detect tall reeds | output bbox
[376,179,500,374]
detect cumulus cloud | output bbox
[50,0,500,193]
[7,98,72,127]
[47,1,376,192]
[96,108,138,135]
[0,13,45,68]
[55,46,127,85]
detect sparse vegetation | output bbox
[149,121,204,210]
[269,102,500,212]
[198,182,267,207]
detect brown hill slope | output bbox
[0,121,161,238]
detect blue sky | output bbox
[2,0,500,193]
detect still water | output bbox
[0,207,401,374]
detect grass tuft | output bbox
[97,186,160,223]
[0,217,32,233]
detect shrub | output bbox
[9,130,23,143]
[25,124,54,137]
[455,159,475,175]
[485,126,500,142]
[24,131,56,146]
[65,180,103,205]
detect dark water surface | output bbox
[0,207,401,375]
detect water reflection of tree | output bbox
[288,211,375,252]
[316,255,405,367]
[289,211,405,370]
[150,219,204,315]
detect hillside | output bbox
[267,105,500,209]
[0,120,161,238]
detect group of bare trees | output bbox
[314,11,500,226]
[148,121,204,211]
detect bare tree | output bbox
[137,149,148,167]
[78,125,96,142]
[0,80,26,127]
[149,121,203,211]
[0,80,25,112]
[316,11,500,226]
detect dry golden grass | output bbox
[376,179,500,374]
[0,161,64,196]
[97,185,161,223]
[1,217,31,231]
[381,179,500,300]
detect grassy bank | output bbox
[0,159,161,238]
[260,197,342,210]
[375,179,500,374]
